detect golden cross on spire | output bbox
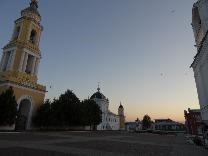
[97,82,101,92]
[30,0,39,9]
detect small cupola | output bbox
[119,102,123,109]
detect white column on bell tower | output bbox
[6,51,15,71]
[31,57,36,75]
[22,52,28,72]
[8,50,16,71]
[19,52,25,72]
[0,52,6,71]
[34,59,40,75]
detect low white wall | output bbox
[0,124,15,131]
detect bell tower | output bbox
[0,0,46,130]
[118,102,125,130]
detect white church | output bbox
[90,87,125,130]
[191,0,208,129]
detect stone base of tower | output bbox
[0,81,45,131]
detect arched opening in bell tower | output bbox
[25,54,35,74]
[29,29,37,44]
[15,99,32,131]
[1,51,12,72]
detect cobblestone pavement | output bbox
[0,131,207,156]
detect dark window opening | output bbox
[29,30,37,44]
[25,55,34,74]
[13,26,20,40]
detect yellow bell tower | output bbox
[0,0,46,130]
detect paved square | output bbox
[0,131,207,156]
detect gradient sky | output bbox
[0,0,199,122]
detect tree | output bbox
[33,90,81,128]
[0,87,17,126]
[80,99,102,130]
[32,90,102,130]
[33,99,51,128]
[142,114,151,130]
[58,90,81,126]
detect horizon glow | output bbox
[0,0,199,122]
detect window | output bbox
[13,26,20,40]
[29,30,37,44]
[25,54,35,74]
[2,51,11,71]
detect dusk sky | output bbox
[0,0,198,122]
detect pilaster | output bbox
[34,59,40,75]
[19,51,25,72]
[22,52,28,72]
[6,51,13,71]
[31,57,36,75]
[8,50,16,71]
[0,53,6,71]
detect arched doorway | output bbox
[15,99,31,131]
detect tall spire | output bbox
[119,102,123,108]
[30,0,39,9]
[21,0,40,19]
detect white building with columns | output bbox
[90,87,125,130]
[191,0,208,127]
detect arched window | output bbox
[25,54,35,74]
[29,29,37,44]
[13,26,20,40]
[2,51,12,71]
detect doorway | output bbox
[15,99,31,131]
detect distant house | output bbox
[154,119,185,131]
[125,118,142,131]
[184,108,203,135]
[125,122,136,131]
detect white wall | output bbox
[192,0,208,124]
[94,98,120,130]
